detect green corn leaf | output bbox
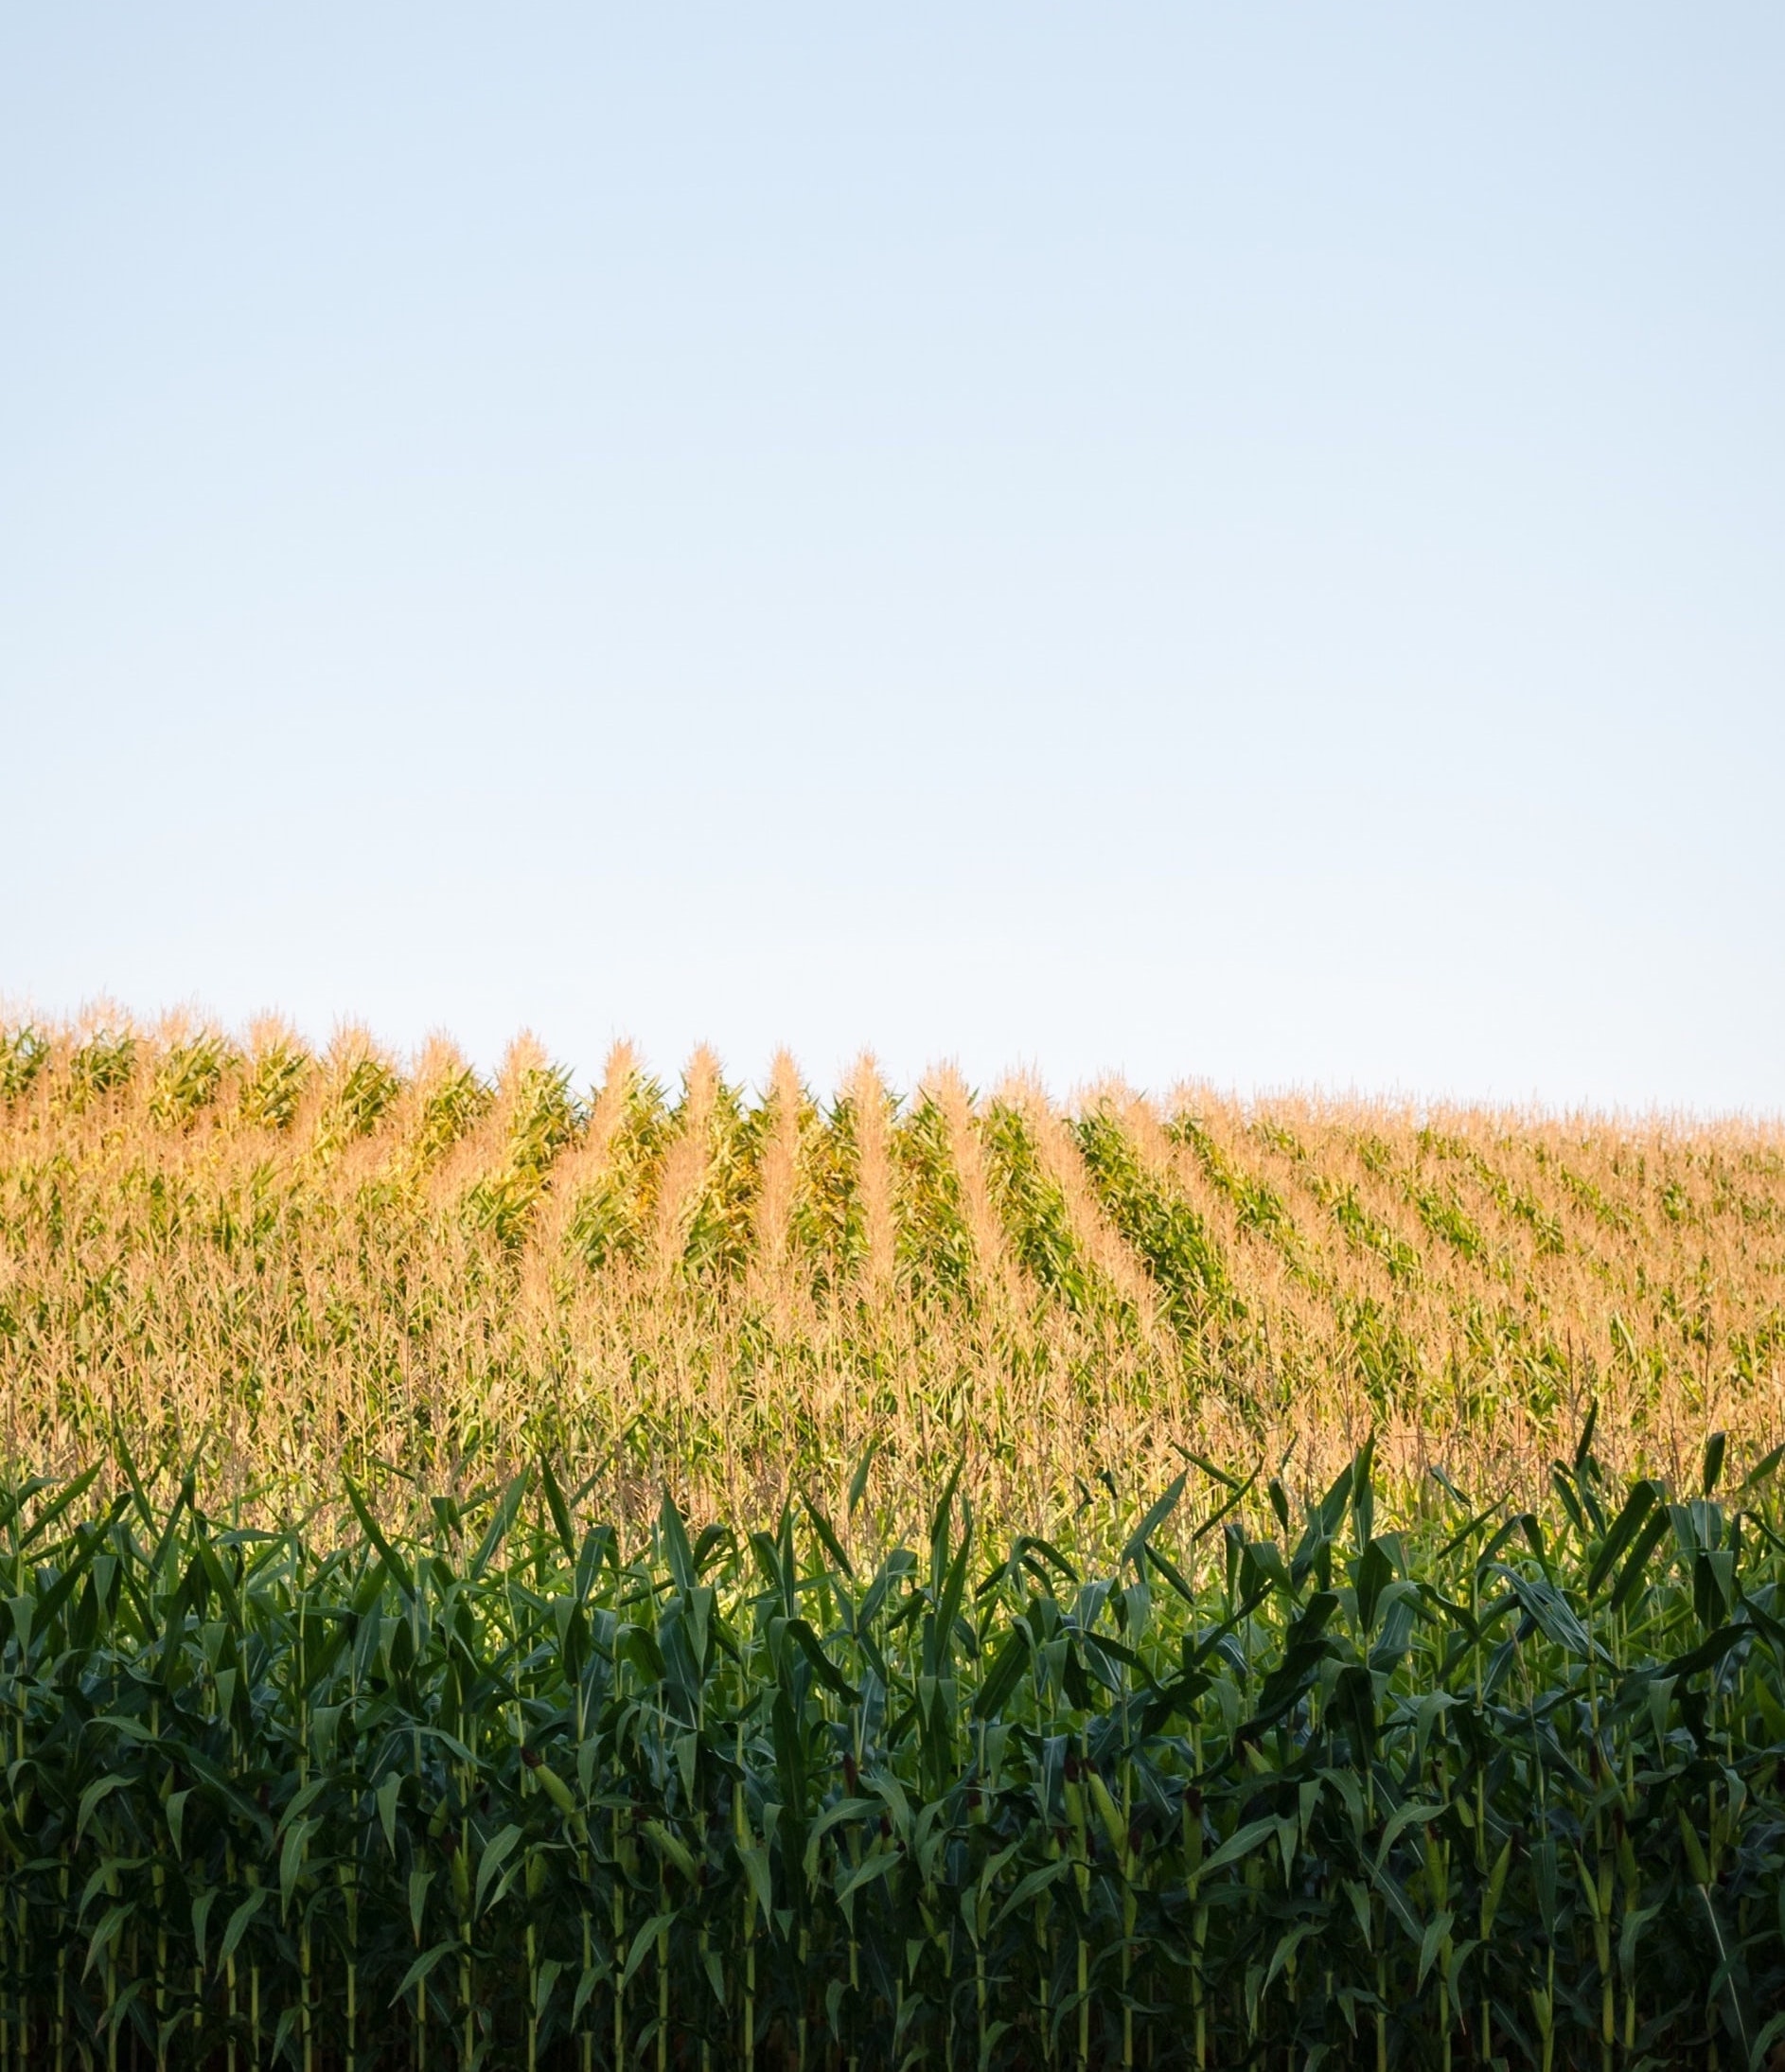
[973,1626,1029,1718]
[738,1841,775,1924]
[81,1903,132,1982]
[1493,1566,1604,1660]
[190,1886,218,1972]
[658,1490,698,1594]
[474,1823,523,1914]
[1122,1473,1186,1572]
[535,1957,564,2018]
[786,1618,862,1703]
[218,1887,269,1967]
[1611,1506,1674,1611]
[1586,1479,1663,1597]
[278,1815,320,1913]
[572,1962,605,2024]
[1745,2010,1785,2072]
[1677,1809,1711,1886]
[643,1817,697,1885]
[1665,1623,1748,1681]
[377,1771,402,1854]
[1572,1400,1599,1475]
[847,1440,881,1516]
[1740,1442,1785,1493]
[1694,1885,1753,2064]
[470,1469,531,1579]
[836,1848,902,1904]
[539,1456,575,1555]
[992,1856,1076,1928]
[1264,1919,1321,1995]
[343,1477,414,1600]
[619,1911,676,1994]
[803,1494,856,1580]
[1196,1816,1281,1880]
[76,1775,127,1847]
[13,1461,102,1549]
[802,1797,879,1881]
[276,1776,327,1834]
[1481,1836,1512,1936]
[392,1939,459,2007]
[1417,1910,1455,1989]
[408,1868,433,1942]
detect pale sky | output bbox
[4,9,1781,1110]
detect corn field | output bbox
[1,1427,1783,2069]
[1,1015,1782,1527]
[3,1014,1785,2064]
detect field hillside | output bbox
[2,1013,1779,1526]
[3,1014,1785,2066]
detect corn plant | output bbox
[0,1426,1779,2067]
[1074,1109,1236,1341]
[4,1015,1783,1529]
[150,1038,238,1130]
[0,1028,49,1106]
[239,1042,312,1133]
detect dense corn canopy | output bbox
[1,1431,1783,2070]
[1,1017,1781,1526]
[3,1015,1784,2065]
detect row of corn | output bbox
[6,1020,1783,1496]
[0,1428,1781,2070]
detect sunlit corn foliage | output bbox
[2,1429,1784,2069]
[2,1015,1781,1524]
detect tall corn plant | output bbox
[0,1427,1781,2066]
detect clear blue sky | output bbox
[4,9,1780,1109]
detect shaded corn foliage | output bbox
[3,1431,1784,2070]
[890,1096,976,1305]
[0,1031,50,1107]
[792,1092,868,1301]
[413,1073,495,1170]
[315,1060,402,1164]
[149,1042,239,1134]
[1074,1110,1235,1340]
[564,1075,672,1273]
[1308,1178,1423,1288]
[1165,1117,1295,1250]
[680,1076,768,1285]
[238,1046,310,1135]
[464,1068,584,1249]
[65,1035,138,1114]
[981,1105,1113,1319]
